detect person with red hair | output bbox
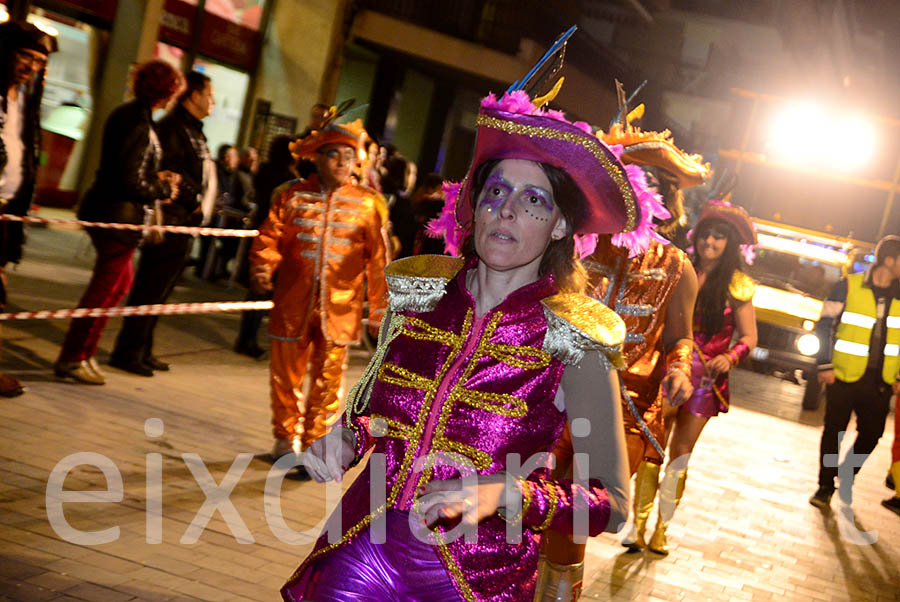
[54,60,184,384]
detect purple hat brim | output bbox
[456,108,638,235]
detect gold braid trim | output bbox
[521,480,533,519]
[387,311,473,505]
[296,504,386,572]
[344,312,405,424]
[476,114,637,232]
[433,531,478,602]
[535,480,559,532]
[501,477,534,525]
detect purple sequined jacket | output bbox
[283,255,626,602]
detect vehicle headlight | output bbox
[797,333,820,356]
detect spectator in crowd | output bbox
[0,21,57,396]
[249,118,388,474]
[220,145,256,278]
[296,102,330,180]
[55,60,183,384]
[411,172,445,255]
[109,71,216,375]
[382,154,416,258]
[360,138,383,191]
[240,146,259,176]
[234,134,298,358]
[197,144,255,280]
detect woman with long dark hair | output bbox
[641,200,758,555]
[278,90,654,602]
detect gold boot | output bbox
[623,461,661,551]
[648,467,687,555]
[533,555,584,601]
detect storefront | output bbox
[156,0,265,155]
[3,0,268,207]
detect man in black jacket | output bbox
[0,22,56,396]
[110,71,216,375]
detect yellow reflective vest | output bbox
[832,273,900,384]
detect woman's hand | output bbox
[157,170,182,200]
[304,427,357,483]
[662,369,693,406]
[418,473,509,528]
[707,353,733,378]
[157,170,182,184]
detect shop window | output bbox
[155,41,186,71]
[28,8,103,208]
[204,0,265,30]
[192,57,250,154]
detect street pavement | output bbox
[0,220,897,601]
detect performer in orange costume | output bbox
[535,95,708,600]
[250,118,388,468]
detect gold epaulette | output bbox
[729,270,756,302]
[541,293,626,368]
[385,255,465,313]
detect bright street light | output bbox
[766,102,878,172]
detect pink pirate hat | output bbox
[428,91,643,255]
[455,92,639,236]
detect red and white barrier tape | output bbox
[0,300,274,321]
[0,214,258,237]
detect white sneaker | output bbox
[86,357,105,379]
[54,360,105,385]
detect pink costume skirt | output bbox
[283,511,462,602]
[681,349,729,418]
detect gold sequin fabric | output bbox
[541,292,626,368]
[585,238,686,463]
[384,255,465,313]
[729,270,756,302]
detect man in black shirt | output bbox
[110,71,216,375]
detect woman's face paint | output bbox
[477,171,556,221]
[472,159,567,275]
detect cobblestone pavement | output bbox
[0,224,897,601]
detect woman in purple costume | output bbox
[278,90,651,602]
[644,200,758,555]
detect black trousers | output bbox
[112,233,194,362]
[235,288,272,348]
[817,367,893,490]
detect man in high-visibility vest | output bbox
[811,235,900,509]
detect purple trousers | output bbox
[283,511,461,602]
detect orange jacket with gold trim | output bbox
[250,175,389,344]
